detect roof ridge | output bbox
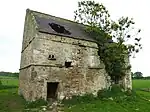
[26,8,83,26]
[26,8,97,43]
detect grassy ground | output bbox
[0,76,25,112]
[0,76,150,112]
[0,76,18,87]
[64,98,150,112]
[64,84,150,112]
[132,79,150,89]
[0,89,26,112]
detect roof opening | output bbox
[49,23,71,35]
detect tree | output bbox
[74,1,142,84]
[133,72,143,79]
[131,72,134,78]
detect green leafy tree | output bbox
[131,72,134,78]
[74,0,142,84]
[133,72,143,79]
[111,17,142,58]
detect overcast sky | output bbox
[0,0,149,76]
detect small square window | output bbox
[65,61,72,68]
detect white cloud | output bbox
[0,0,149,76]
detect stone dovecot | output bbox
[19,9,132,101]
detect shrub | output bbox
[62,85,137,105]
[25,99,48,109]
[97,85,124,99]
[97,85,137,103]
[62,93,96,105]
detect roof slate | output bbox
[32,10,96,42]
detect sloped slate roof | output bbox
[32,10,96,42]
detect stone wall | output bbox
[21,9,38,52]
[20,32,110,101]
[18,67,31,100]
[20,9,38,69]
[122,55,132,90]
[19,9,38,100]
[25,65,108,101]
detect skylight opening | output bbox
[49,23,71,35]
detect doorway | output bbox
[47,82,59,100]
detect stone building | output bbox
[19,9,132,101]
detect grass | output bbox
[0,88,26,112]
[64,98,150,112]
[0,76,18,86]
[0,76,25,112]
[0,76,150,112]
[64,80,150,112]
[132,79,150,89]
[0,76,48,112]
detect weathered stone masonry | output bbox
[19,9,132,101]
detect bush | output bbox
[97,85,137,103]
[62,85,137,105]
[97,88,108,99]
[97,85,124,99]
[25,99,48,109]
[62,93,96,105]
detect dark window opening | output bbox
[48,54,56,60]
[51,55,54,58]
[65,61,72,68]
[49,23,71,35]
[47,82,59,100]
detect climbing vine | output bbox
[74,0,142,84]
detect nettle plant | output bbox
[74,0,142,84]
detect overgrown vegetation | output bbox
[74,0,142,84]
[64,95,150,112]
[0,75,150,112]
[62,85,135,105]
[63,84,150,112]
[24,99,48,109]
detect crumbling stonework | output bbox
[19,9,132,101]
[122,56,132,90]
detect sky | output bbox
[0,0,149,76]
